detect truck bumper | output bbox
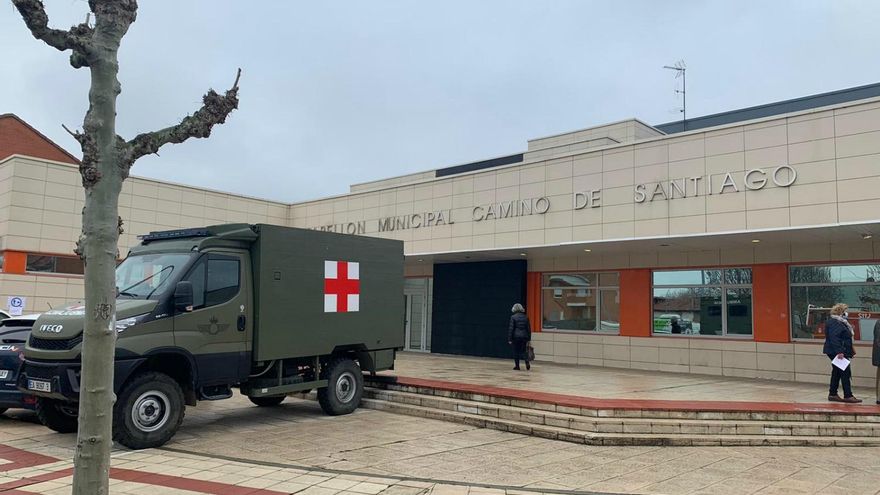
[17,358,145,403]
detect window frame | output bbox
[651,267,754,338]
[789,262,880,343]
[183,253,242,311]
[25,254,84,276]
[540,271,620,334]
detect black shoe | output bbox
[513,366,520,370]
[876,400,880,405]
[526,362,531,370]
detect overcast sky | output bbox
[4,1,880,203]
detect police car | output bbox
[0,314,38,415]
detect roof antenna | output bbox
[663,60,687,130]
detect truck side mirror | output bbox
[174,281,194,312]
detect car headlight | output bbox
[115,313,149,333]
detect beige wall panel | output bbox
[669,215,706,235]
[573,154,602,176]
[634,218,668,237]
[744,123,787,150]
[836,154,880,180]
[835,107,880,136]
[602,168,633,188]
[790,204,838,227]
[668,158,706,179]
[667,136,704,161]
[705,152,745,175]
[744,145,787,169]
[787,116,834,143]
[602,221,634,239]
[633,144,668,167]
[835,130,880,158]
[788,138,835,165]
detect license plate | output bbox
[0,370,8,380]
[27,379,51,392]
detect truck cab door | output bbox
[173,251,252,386]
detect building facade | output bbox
[4,83,880,387]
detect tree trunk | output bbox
[71,35,124,495]
[12,3,240,492]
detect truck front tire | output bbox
[317,357,363,416]
[35,398,78,433]
[249,395,285,407]
[113,372,185,449]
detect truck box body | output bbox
[251,224,404,361]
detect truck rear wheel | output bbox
[317,357,363,416]
[249,395,285,407]
[113,372,185,449]
[35,398,78,433]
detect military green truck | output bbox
[18,224,404,449]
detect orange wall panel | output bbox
[526,271,542,333]
[753,263,790,343]
[620,269,651,337]
[3,251,26,274]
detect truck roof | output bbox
[131,224,260,255]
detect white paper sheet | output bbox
[832,355,851,371]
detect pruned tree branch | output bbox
[12,0,94,68]
[125,69,242,165]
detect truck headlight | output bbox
[115,313,149,333]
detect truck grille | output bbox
[29,334,83,351]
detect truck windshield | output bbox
[116,253,194,299]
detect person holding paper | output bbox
[823,303,862,403]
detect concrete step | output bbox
[362,388,880,437]
[364,378,880,423]
[360,397,880,447]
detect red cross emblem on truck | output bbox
[324,261,360,312]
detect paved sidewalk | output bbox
[386,352,877,405]
[4,395,880,494]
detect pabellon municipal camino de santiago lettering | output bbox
[311,165,797,234]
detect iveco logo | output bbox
[39,324,63,333]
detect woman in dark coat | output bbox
[873,319,880,404]
[823,303,861,403]
[508,303,531,371]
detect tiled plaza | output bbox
[2,374,880,494]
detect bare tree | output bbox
[11,1,240,493]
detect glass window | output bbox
[599,289,620,331]
[790,264,880,342]
[652,270,722,286]
[26,254,84,275]
[541,272,619,332]
[544,273,596,288]
[206,256,240,306]
[184,258,207,309]
[117,253,194,299]
[652,268,752,337]
[26,255,55,273]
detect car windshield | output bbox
[115,253,195,299]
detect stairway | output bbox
[359,377,880,447]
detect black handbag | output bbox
[527,344,535,362]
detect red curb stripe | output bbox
[0,445,59,473]
[110,468,292,495]
[386,375,880,415]
[0,467,72,492]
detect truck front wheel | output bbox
[317,357,363,416]
[113,372,185,449]
[35,398,78,433]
